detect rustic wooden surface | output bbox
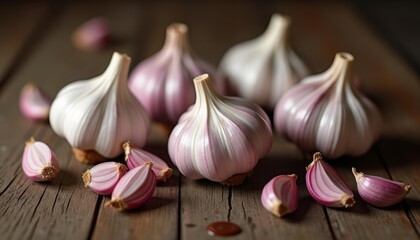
[0,1,419,240]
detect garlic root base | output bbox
[220,170,253,186]
[72,148,106,164]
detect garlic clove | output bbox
[19,83,51,121]
[352,168,411,207]
[261,174,298,217]
[306,152,355,208]
[106,163,156,210]
[49,52,150,163]
[219,14,308,109]
[168,74,272,185]
[22,137,59,181]
[123,141,173,182]
[72,17,110,51]
[82,162,128,195]
[274,52,382,158]
[128,23,224,125]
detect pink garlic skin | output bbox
[128,23,224,125]
[168,74,272,182]
[274,53,381,158]
[22,138,59,181]
[83,162,128,195]
[352,168,411,207]
[306,152,354,208]
[123,142,173,182]
[73,17,110,51]
[261,174,298,217]
[19,83,51,121]
[108,164,156,210]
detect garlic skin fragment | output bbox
[82,162,128,195]
[352,168,411,207]
[19,83,51,121]
[49,52,150,160]
[219,14,308,109]
[168,74,272,184]
[261,174,298,217]
[306,152,355,208]
[128,23,223,125]
[123,141,173,182]
[106,163,156,210]
[274,52,382,158]
[22,137,59,182]
[72,17,110,51]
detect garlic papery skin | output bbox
[106,163,156,210]
[72,17,110,51]
[261,174,298,217]
[168,74,272,185]
[306,152,355,208]
[219,14,308,109]
[123,141,173,182]
[22,137,59,181]
[49,52,150,163]
[352,168,411,207]
[19,83,51,121]
[128,23,223,125]
[82,162,128,195]
[274,52,382,158]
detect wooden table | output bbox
[1,1,419,239]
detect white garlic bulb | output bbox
[129,23,223,125]
[50,52,150,163]
[274,52,382,158]
[219,14,308,109]
[168,74,272,185]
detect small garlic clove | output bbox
[219,14,308,109]
[123,141,173,182]
[274,52,382,158]
[352,168,411,207]
[306,152,355,208]
[82,162,128,195]
[22,137,59,181]
[72,17,110,51]
[106,163,156,210]
[19,83,51,121]
[261,174,298,217]
[129,23,224,125]
[168,74,272,185]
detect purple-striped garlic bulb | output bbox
[128,23,223,125]
[168,74,272,185]
[274,52,382,158]
[219,14,308,109]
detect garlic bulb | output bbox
[168,74,272,185]
[128,23,223,125]
[274,52,382,158]
[261,174,298,217]
[19,83,51,121]
[49,52,150,163]
[219,14,308,109]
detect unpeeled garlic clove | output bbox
[123,141,173,182]
[19,83,51,121]
[352,168,411,207]
[219,14,308,109]
[129,23,224,125]
[72,17,110,51]
[106,163,156,210]
[306,152,355,208]
[261,174,298,217]
[22,137,59,181]
[168,74,272,185]
[82,162,128,195]
[274,52,382,158]
[49,52,150,163]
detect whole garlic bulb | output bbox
[129,23,223,125]
[274,52,382,158]
[50,52,150,163]
[219,14,308,109]
[168,74,272,185]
